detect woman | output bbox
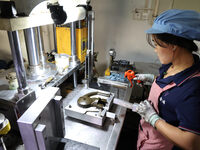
[134,9,200,150]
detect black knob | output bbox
[47,4,67,25]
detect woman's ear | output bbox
[171,45,177,51]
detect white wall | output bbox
[91,0,158,75]
[0,31,12,61]
[0,0,200,74]
[91,0,200,75]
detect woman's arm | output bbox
[136,100,200,150]
[155,119,200,150]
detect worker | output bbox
[133,9,200,150]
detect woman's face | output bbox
[153,38,174,64]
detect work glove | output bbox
[135,100,161,127]
[134,74,155,83]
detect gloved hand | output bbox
[135,100,161,127]
[134,74,155,83]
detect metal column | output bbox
[70,22,77,63]
[7,31,28,95]
[53,24,57,52]
[0,137,6,150]
[24,28,39,66]
[87,11,95,81]
[90,11,95,78]
[85,50,91,88]
[24,27,42,78]
[36,27,46,67]
[70,22,78,88]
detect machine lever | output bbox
[113,98,138,112]
[39,76,54,89]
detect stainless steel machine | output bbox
[0,0,100,149]
[0,0,93,126]
[0,0,58,131]
[0,0,137,150]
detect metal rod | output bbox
[90,11,95,77]
[84,54,88,88]
[53,24,57,52]
[77,20,82,29]
[0,137,6,150]
[36,27,45,67]
[73,71,78,88]
[87,11,94,81]
[70,22,78,87]
[7,31,28,94]
[85,55,88,79]
[24,28,39,66]
[70,22,77,57]
[87,13,91,50]
[87,50,91,82]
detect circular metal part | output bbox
[77,92,108,109]
[26,63,57,81]
[77,96,107,109]
[77,96,93,108]
[77,92,98,108]
[109,49,116,59]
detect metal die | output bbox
[65,88,115,126]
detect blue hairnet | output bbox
[146,9,200,41]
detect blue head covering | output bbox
[146,9,200,41]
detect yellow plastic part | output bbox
[105,68,111,76]
[56,27,71,55]
[76,27,87,63]
[0,120,11,135]
[56,24,87,63]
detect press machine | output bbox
[0,0,135,149]
[0,0,96,148]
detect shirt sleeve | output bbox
[175,91,200,135]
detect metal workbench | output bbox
[63,84,132,150]
[0,62,82,133]
[0,62,82,101]
[2,62,160,150]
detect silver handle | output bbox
[113,98,138,112]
